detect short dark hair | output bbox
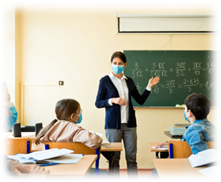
[1,79,6,96]
[111,51,127,63]
[184,93,210,120]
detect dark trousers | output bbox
[105,124,137,176]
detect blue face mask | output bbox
[112,65,124,74]
[183,110,190,123]
[75,113,82,124]
[6,102,18,131]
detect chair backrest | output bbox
[168,141,215,158]
[44,142,100,155]
[5,138,31,155]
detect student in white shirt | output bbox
[95,51,160,176]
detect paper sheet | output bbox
[102,141,110,146]
[89,131,103,138]
[46,154,83,164]
[188,149,219,168]
[26,148,74,160]
[199,166,219,179]
[8,154,36,164]
[152,146,168,150]
[8,153,83,164]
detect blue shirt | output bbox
[181,119,216,155]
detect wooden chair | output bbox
[168,140,215,158]
[5,138,31,155]
[44,142,101,171]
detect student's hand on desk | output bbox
[29,166,50,176]
[8,160,32,175]
[111,98,127,106]
[148,76,160,88]
[155,142,168,149]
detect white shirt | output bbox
[108,72,151,124]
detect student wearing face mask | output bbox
[35,98,108,177]
[155,93,216,155]
[1,81,18,132]
[35,99,102,149]
[1,81,50,176]
[95,51,160,176]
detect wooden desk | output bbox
[22,155,97,177]
[4,132,43,152]
[153,158,209,180]
[101,142,122,152]
[5,132,122,170]
[148,142,168,152]
[101,142,123,179]
[5,132,35,138]
[31,142,123,179]
[164,131,183,139]
[148,142,168,158]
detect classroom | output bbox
[1,0,219,179]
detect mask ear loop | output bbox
[74,113,80,117]
[69,113,78,123]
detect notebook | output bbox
[8,148,74,164]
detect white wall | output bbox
[16,7,215,169]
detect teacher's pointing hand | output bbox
[147,76,160,88]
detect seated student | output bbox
[155,93,216,155]
[35,98,103,149]
[1,81,50,176]
[35,99,108,177]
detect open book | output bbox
[188,149,218,168]
[44,154,83,164]
[8,148,74,164]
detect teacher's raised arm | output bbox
[95,51,160,176]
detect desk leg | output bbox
[101,152,113,173]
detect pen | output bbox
[37,162,59,167]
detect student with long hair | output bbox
[35,99,102,149]
[35,98,108,177]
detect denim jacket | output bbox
[181,119,216,155]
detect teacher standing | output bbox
[95,51,160,176]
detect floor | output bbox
[104,169,153,180]
[101,169,154,178]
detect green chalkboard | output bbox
[124,50,214,107]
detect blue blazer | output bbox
[95,75,151,129]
